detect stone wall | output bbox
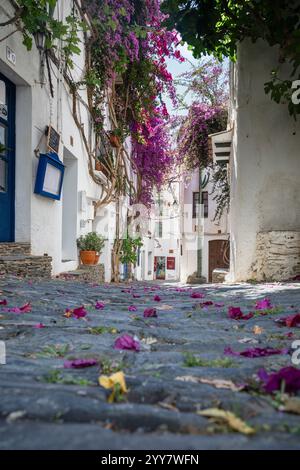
[252,231,300,281]
[0,243,30,256]
[0,255,52,278]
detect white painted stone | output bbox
[228,39,300,282]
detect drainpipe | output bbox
[197,166,203,279]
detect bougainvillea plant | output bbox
[176,58,229,219]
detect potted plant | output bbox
[77,232,105,265]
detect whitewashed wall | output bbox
[180,169,229,282]
[228,39,300,281]
[0,0,117,277]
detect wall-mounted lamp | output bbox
[34,30,46,86]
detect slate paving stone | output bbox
[0,276,300,449]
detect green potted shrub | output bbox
[77,232,105,265]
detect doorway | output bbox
[208,239,230,282]
[0,73,15,242]
[62,148,78,262]
[154,256,166,280]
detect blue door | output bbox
[0,73,15,242]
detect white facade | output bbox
[228,40,300,282]
[135,184,181,281]
[180,168,229,283]
[0,0,133,282]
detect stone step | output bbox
[59,263,104,283]
[0,254,52,279]
[0,242,31,256]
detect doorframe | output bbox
[0,72,16,242]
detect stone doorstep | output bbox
[212,268,229,284]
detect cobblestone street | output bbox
[0,277,300,450]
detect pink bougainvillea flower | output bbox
[277,313,300,328]
[285,332,294,338]
[176,287,188,293]
[198,301,214,308]
[228,306,254,321]
[154,295,161,302]
[3,302,31,314]
[20,302,32,313]
[0,299,7,306]
[33,323,45,329]
[143,308,157,318]
[66,306,88,319]
[95,301,105,310]
[224,346,288,358]
[190,292,205,299]
[258,367,300,394]
[128,305,137,312]
[63,358,98,369]
[255,298,273,310]
[114,334,140,352]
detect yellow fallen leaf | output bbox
[64,310,73,318]
[199,378,244,392]
[253,325,264,335]
[197,408,255,435]
[176,376,243,392]
[281,398,300,415]
[99,371,127,393]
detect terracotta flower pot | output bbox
[80,250,96,265]
[109,133,121,148]
[94,253,100,264]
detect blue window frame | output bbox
[34,152,65,200]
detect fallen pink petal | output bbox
[228,306,254,320]
[0,299,7,306]
[225,346,288,358]
[198,301,214,308]
[258,367,300,394]
[33,323,46,329]
[72,306,88,319]
[277,313,300,328]
[95,301,105,310]
[63,358,98,369]
[255,298,273,310]
[143,308,158,318]
[114,334,140,351]
[128,305,137,312]
[154,295,161,302]
[190,292,205,299]
[3,302,32,314]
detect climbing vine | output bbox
[176,58,229,219]
[1,0,183,281]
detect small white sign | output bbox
[0,341,6,365]
[6,46,16,66]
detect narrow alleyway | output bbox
[0,277,300,450]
